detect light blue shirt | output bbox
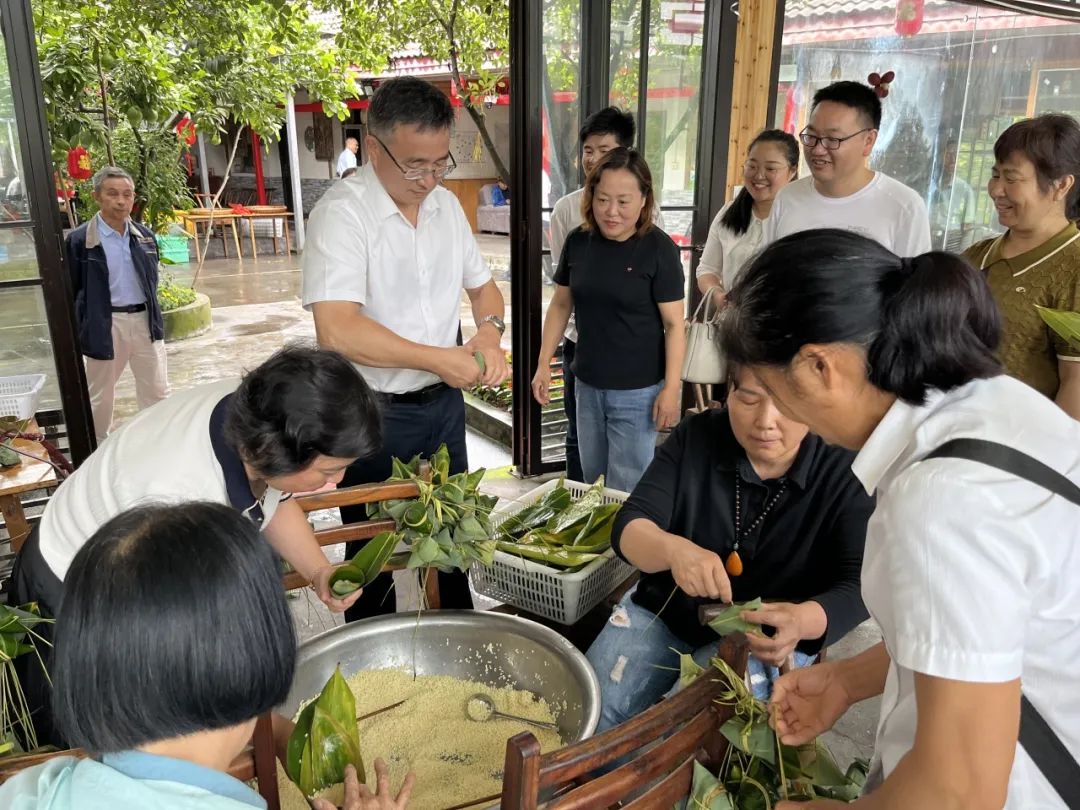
[0,750,266,809]
[96,214,145,307]
[336,147,357,177]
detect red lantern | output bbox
[895,0,924,37]
[174,116,197,147]
[67,146,92,180]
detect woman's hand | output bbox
[666,535,732,602]
[310,565,363,613]
[652,384,682,430]
[532,363,553,406]
[741,602,807,667]
[769,661,853,746]
[312,761,415,810]
[710,287,727,311]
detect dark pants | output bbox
[342,386,473,622]
[562,338,584,482]
[9,525,66,748]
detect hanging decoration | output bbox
[895,0,924,37]
[868,70,896,99]
[175,116,197,147]
[66,146,92,180]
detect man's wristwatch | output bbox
[479,314,506,336]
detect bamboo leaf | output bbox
[1035,305,1080,351]
[293,667,365,796]
[707,598,764,637]
[687,761,736,809]
[328,531,400,596]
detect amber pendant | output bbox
[725,550,743,577]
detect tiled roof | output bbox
[783,0,954,15]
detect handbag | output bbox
[925,438,1080,809]
[681,288,727,385]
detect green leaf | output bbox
[546,477,606,533]
[328,531,399,596]
[720,715,776,764]
[1035,305,1080,351]
[707,598,764,638]
[687,761,735,809]
[286,701,316,783]
[293,666,364,796]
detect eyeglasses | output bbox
[799,128,872,151]
[742,162,788,176]
[372,134,457,181]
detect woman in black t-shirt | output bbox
[532,148,685,492]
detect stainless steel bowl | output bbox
[281,610,601,743]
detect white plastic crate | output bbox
[470,479,636,625]
[0,374,45,420]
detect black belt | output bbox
[380,382,450,405]
[111,303,147,313]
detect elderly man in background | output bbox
[65,166,168,443]
[336,136,359,178]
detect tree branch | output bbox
[93,44,115,165]
[190,125,244,287]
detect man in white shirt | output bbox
[304,76,509,620]
[549,107,663,481]
[764,81,931,257]
[335,136,359,177]
[929,138,978,252]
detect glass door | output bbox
[510,0,737,476]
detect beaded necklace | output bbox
[727,473,787,576]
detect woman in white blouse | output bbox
[722,228,1080,809]
[696,130,798,308]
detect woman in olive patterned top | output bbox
[964,114,1080,420]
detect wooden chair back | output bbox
[500,635,749,810]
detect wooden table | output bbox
[1,437,58,553]
[175,209,244,263]
[238,211,293,259]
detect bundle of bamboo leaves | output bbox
[1,602,52,756]
[680,657,868,808]
[330,445,499,598]
[494,477,621,571]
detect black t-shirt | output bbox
[611,409,874,651]
[554,225,684,390]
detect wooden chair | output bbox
[500,635,749,810]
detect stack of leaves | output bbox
[353,444,499,578]
[286,667,365,798]
[680,657,868,808]
[1,602,53,756]
[494,477,621,571]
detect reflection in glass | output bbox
[773,1,1080,252]
[0,33,29,223]
[643,0,704,241]
[543,0,582,207]
[0,287,61,411]
[610,0,642,111]
[0,227,41,282]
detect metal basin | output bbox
[281,610,601,743]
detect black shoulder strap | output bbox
[926,437,1080,808]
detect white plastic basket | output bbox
[0,374,46,420]
[470,479,636,625]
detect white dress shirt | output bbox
[853,375,1080,809]
[335,148,357,177]
[696,201,765,293]
[549,188,666,342]
[302,163,491,394]
[763,173,931,257]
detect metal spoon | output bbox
[464,692,559,731]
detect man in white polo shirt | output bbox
[764,81,931,257]
[303,76,509,621]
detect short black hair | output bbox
[579,107,635,149]
[812,81,882,130]
[721,229,1001,405]
[994,114,1080,220]
[225,345,382,478]
[368,77,454,138]
[53,502,297,752]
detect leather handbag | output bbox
[681,288,727,385]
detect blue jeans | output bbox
[586,587,815,733]
[575,379,661,492]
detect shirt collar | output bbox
[850,390,949,495]
[364,162,443,224]
[987,222,1080,269]
[208,394,267,528]
[96,212,130,239]
[101,751,266,809]
[713,409,817,490]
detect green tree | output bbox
[33,0,369,230]
[334,0,511,183]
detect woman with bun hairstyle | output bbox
[722,229,1080,809]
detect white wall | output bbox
[451,104,509,179]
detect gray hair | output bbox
[92,166,135,193]
[367,77,454,139]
